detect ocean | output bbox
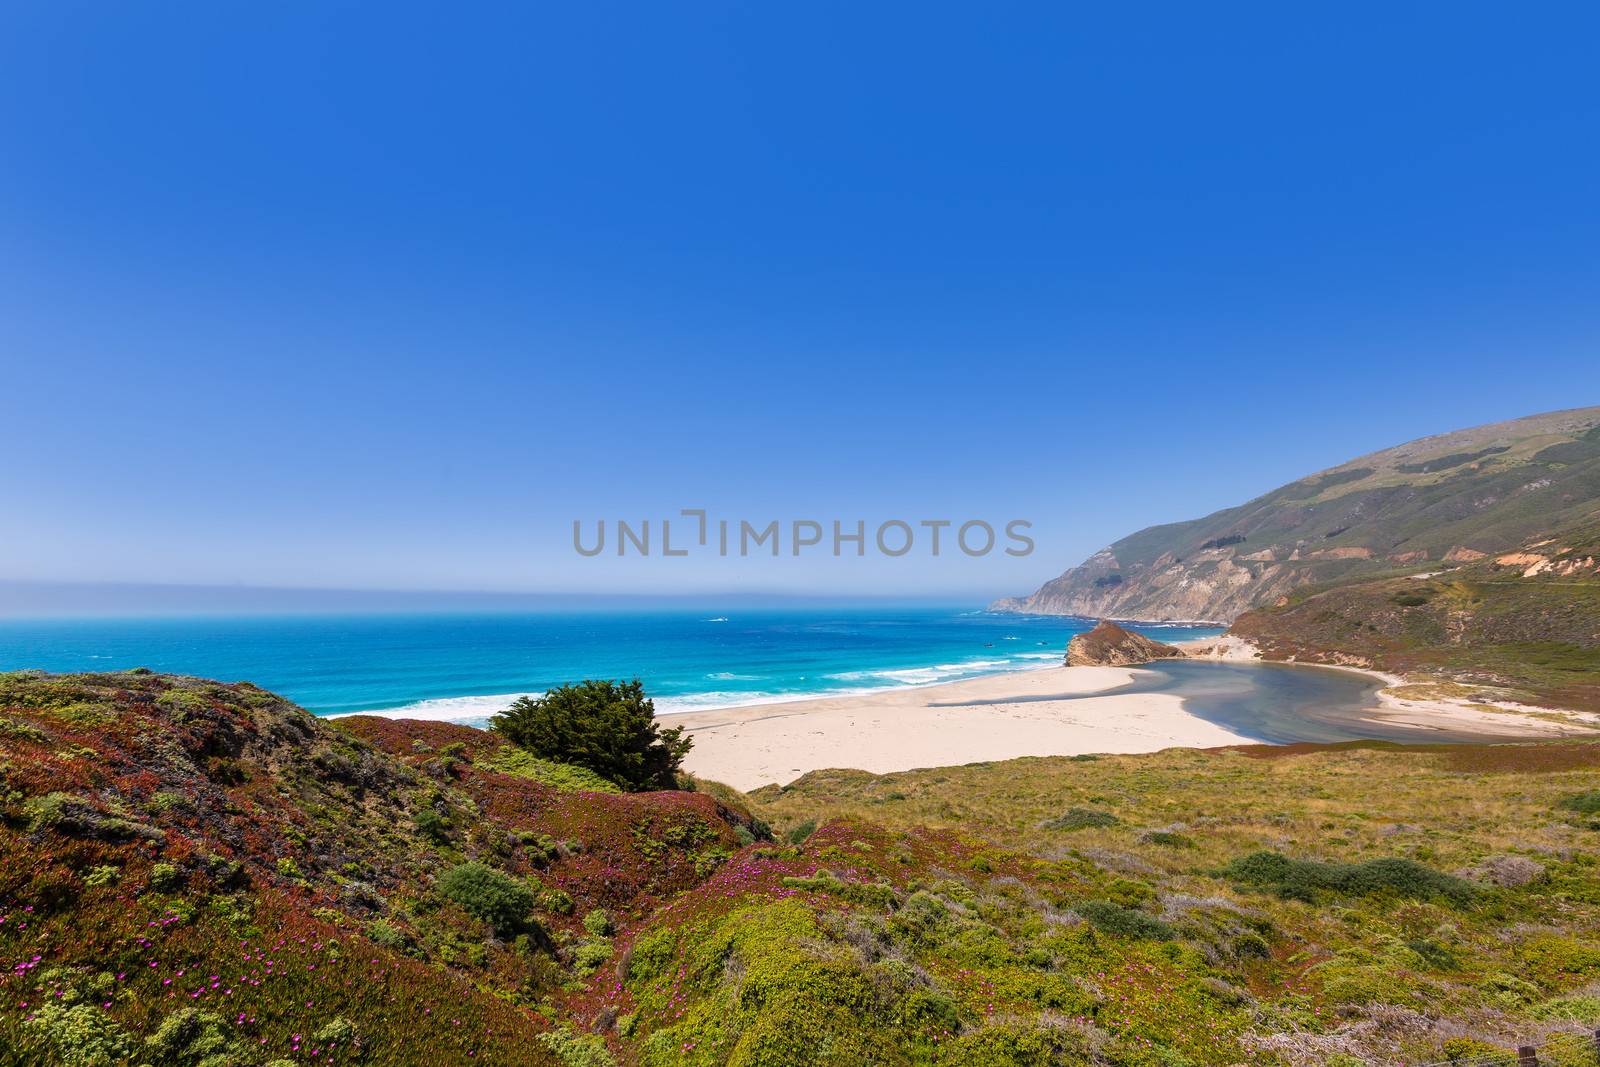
[0,606,1222,722]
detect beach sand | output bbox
[675,653,1599,791]
[674,665,1251,791]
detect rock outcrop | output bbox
[1065,621,1185,667]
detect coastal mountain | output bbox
[994,406,1600,623]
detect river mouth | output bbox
[935,659,1517,745]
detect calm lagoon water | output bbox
[934,658,1416,743]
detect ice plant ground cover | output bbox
[1,671,1599,1064]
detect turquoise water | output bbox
[0,608,1221,721]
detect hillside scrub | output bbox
[1221,850,1477,906]
[5,670,1600,1065]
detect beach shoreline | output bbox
[1175,635,1600,744]
[677,649,1597,791]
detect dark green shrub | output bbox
[439,862,537,935]
[1042,807,1118,831]
[1231,931,1272,959]
[1075,900,1174,940]
[414,808,449,843]
[1222,850,1475,906]
[1558,789,1600,815]
[490,680,690,792]
[785,818,818,844]
[1406,937,1459,970]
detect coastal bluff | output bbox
[1065,620,1184,667]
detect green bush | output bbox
[148,862,183,891]
[144,1008,243,1065]
[1559,789,1600,815]
[584,908,612,937]
[785,818,818,844]
[439,862,537,935]
[780,869,898,910]
[368,918,409,950]
[83,865,120,888]
[490,680,691,792]
[1042,807,1118,831]
[1074,900,1175,940]
[573,939,613,972]
[539,1027,617,1067]
[24,1002,135,1066]
[1222,850,1476,906]
[413,808,450,843]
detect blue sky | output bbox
[2,2,1598,601]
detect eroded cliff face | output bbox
[994,406,1600,623]
[994,547,1293,623]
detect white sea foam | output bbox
[329,691,539,723]
[331,652,1068,724]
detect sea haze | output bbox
[0,607,1221,722]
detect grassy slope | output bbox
[1106,412,1600,571]
[6,671,1600,1065]
[1002,407,1600,620]
[0,672,753,1066]
[739,744,1600,1065]
[1230,521,1600,711]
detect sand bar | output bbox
[675,657,1599,791]
[674,665,1250,791]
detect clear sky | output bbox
[3,3,1599,602]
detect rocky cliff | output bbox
[1065,620,1184,666]
[994,406,1600,622]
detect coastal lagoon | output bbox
[932,658,1439,744]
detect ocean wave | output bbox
[703,616,729,623]
[331,691,538,723]
[329,653,1071,724]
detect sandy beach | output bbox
[674,664,1252,790]
[676,650,1600,790]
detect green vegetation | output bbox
[5,669,1600,1065]
[1559,789,1600,814]
[483,744,624,793]
[1042,806,1118,830]
[1222,850,1477,905]
[1234,522,1600,711]
[491,679,692,791]
[439,861,538,935]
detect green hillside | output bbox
[996,406,1600,622]
[1231,519,1600,711]
[5,670,1600,1064]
